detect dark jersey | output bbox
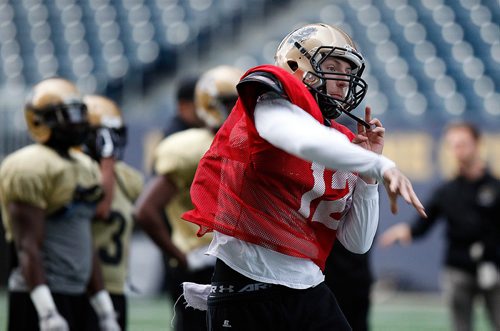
[410,172,500,274]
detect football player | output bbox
[0,78,120,331]
[181,23,427,330]
[134,65,243,331]
[82,95,144,331]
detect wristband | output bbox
[90,290,115,318]
[30,284,57,318]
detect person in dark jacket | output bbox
[380,121,500,331]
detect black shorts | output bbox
[8,291,88,331]
[207,259,351,331]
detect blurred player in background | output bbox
[160,75,203,295]
[134,65,243,331]
[380,121,500,331]
[0,78,120,331]
[163,75,203,137]
[82,95,144,331]
[182,23,426,331]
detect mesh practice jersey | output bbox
[183,65,359,270]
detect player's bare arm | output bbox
[9,201,46,288]
[134,175,187,269]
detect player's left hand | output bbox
[352,106,385,155]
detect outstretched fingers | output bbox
[388,191,399,214]
[384,168,427,218]
[400,178,427,218]
[410,192,427,218]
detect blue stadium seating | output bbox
[0,0,497,124]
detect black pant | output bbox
[8,291,88,331]
[324,242,372,331]
[207,259,351,331]
[169,263,214,331]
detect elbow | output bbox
[133,205,149,227]
[337,233,374,254]
[133,204,162,231]
[339,237,372,254]
[349,244,370,254]
[17,239,41,264]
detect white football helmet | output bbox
[275,23,368,124]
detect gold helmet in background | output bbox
[195,65,244,129]
[25,77,89,147]
[82,95,127,160]
[275,23,368,121]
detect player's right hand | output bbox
[382,167,427,218]
[39,310,69,331]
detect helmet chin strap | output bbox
[316,93,371,129]
[338,107,371,129]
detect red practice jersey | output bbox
[182,65,358,270]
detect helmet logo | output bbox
[343,44,355,53]
[288,26,318,45]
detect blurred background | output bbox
[0,0,498,329]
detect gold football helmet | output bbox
[25,77,89,146]
[195,65,244,129]
[82,95,127,160]
[275,23,368,124]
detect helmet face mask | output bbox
[84,126,127,161]
[37,101,90,148]
[33,101,88,128]
[25,78,91,149]
[306,46,367,119]
[82,95,127,160]
[275,23,368,123]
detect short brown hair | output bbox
[445,121,481,141]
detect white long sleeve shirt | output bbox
[207,93,395,288]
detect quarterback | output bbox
[182,23,426,330]
[134,65,243,331]
[0,78,120,331]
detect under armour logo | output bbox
[210,285,235,293]
[223,320,232,328]
[238,283,271,292]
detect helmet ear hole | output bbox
[287,60,298,72]
[32,113,42,126]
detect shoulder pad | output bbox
[237,71,287,99]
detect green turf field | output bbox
[0,289,493,331]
